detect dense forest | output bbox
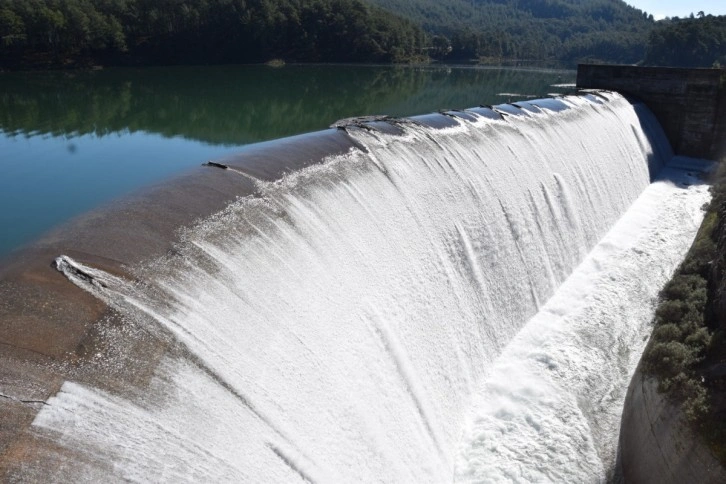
[0,0,426,68]
[366,0,655,64]
[0,0,657,68]
[2,0,725,69]
[644,15,726,68]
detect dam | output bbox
[0,81,719,480]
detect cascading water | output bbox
[454,161,711,483]
[29,93,707,482]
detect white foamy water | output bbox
[31,93,695,482]
[454,162,711,483]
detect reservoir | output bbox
[0,64,574,257]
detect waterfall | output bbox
[28,92,698,482]
[454,162,710,482]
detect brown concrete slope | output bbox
[0,127,363,477]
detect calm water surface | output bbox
[0,64,575,258]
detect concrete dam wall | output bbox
[578,64,726,160]
[0,90,714,481]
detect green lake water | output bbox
[0,64,575,258]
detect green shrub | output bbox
[644,341,696,380]
[641,160,726,464]
[654,300,686,324]
[662,274,706,299]
[678,376,709,422]
[685,327,712,351]
[651,323,682,343]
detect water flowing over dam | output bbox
[1,93,712,481]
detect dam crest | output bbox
[0,91,712,481]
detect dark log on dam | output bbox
[0,91,714,481]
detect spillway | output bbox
[454,162,710,482]
[2,92,710,481]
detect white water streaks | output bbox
[454,160,712,483]
[35,93,675,482]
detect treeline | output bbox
[0,0,426,68]
[6,0,723,69]
[644,15,726,68]
[366,0,655,64]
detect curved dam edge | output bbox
[0,92,631,476]
[619,370,726,483]
[0,102,510,468]
[0,125,364,469]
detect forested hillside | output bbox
[0,0,425,68]
[1,0,691,69]
[644,15,726,68]
[365,0,654,64]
